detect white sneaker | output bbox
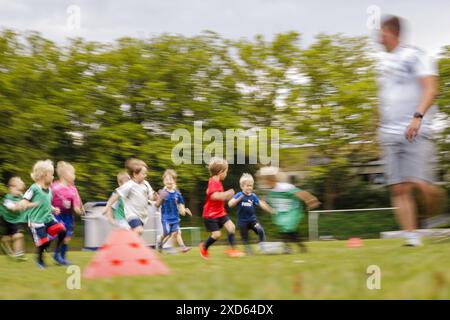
[403,232,423,247]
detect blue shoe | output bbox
[53,253,67,266]
[36,259,47,269]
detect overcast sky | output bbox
[1,0,449,56]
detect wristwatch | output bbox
[413,112,424,119]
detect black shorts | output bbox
[0,217,26,236]
[203,216,230,232]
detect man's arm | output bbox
[406,75,438,141]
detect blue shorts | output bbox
[128,217,144,229]
[162,221,180,236]
[54,213,74,237]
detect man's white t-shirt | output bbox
[376,45,438,138]
[116,179,153,223]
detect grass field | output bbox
[0,238,449,300]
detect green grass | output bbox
[1,238,449,299]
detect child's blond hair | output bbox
[163,169,177,181]
[239,173,254,188]
[56,161,75,178]
[8,176,25,191]
[125,158,148,177]
[258,166,280,182]
[30,160,54,182]
[208,157,228,176]
[117,171,130,185]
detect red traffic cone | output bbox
[346,237,363,248]
[83,229,170,279]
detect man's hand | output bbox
[52,207,61,215]
[405,117,422,142]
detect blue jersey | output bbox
[233,192,260,224]
[161,189,185,223]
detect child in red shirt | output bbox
[199,157,244,259]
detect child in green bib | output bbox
[0,177,38,260]
[259,167,320,253]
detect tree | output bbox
[288,35,379,209]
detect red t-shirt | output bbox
[202,177,227,219]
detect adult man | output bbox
[376,16,439,246]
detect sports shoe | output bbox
[404,237,423,247]
[226,249,245,257]
[181,246,191,253]
[403,232,423,247]
[15,254,28,262]
[199,242,209,260]
[53,252,68,266]
[36,259,47,269]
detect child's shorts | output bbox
[162,221,180,236]
[54,212,74,237]
[238,220,262,231]
[30,219,66,246]
[0,217,26,236]
[203,215,230,232]
[127,217,144,229]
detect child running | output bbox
[0,177,38,261]
[50,161,84,265]
[156,169,192,253]
[104,158,155,236]
[104,171,131,229]
[199,157,244,259]
[228,173,273,255]
[258,166,320,253]
[18,160,67,268]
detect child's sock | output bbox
[37,242,50,264]
[255,225,266,242]
[227,233,236,248]
[60,243,68,259]
[204,236,217,250]
[55,230,67,254]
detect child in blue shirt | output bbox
[228,173,273,255]
[156,169,192,253]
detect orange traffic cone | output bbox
[346,237,363,248]
[83,229,170,279]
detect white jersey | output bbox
[116,179,153,223]
[375,45,438,138]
